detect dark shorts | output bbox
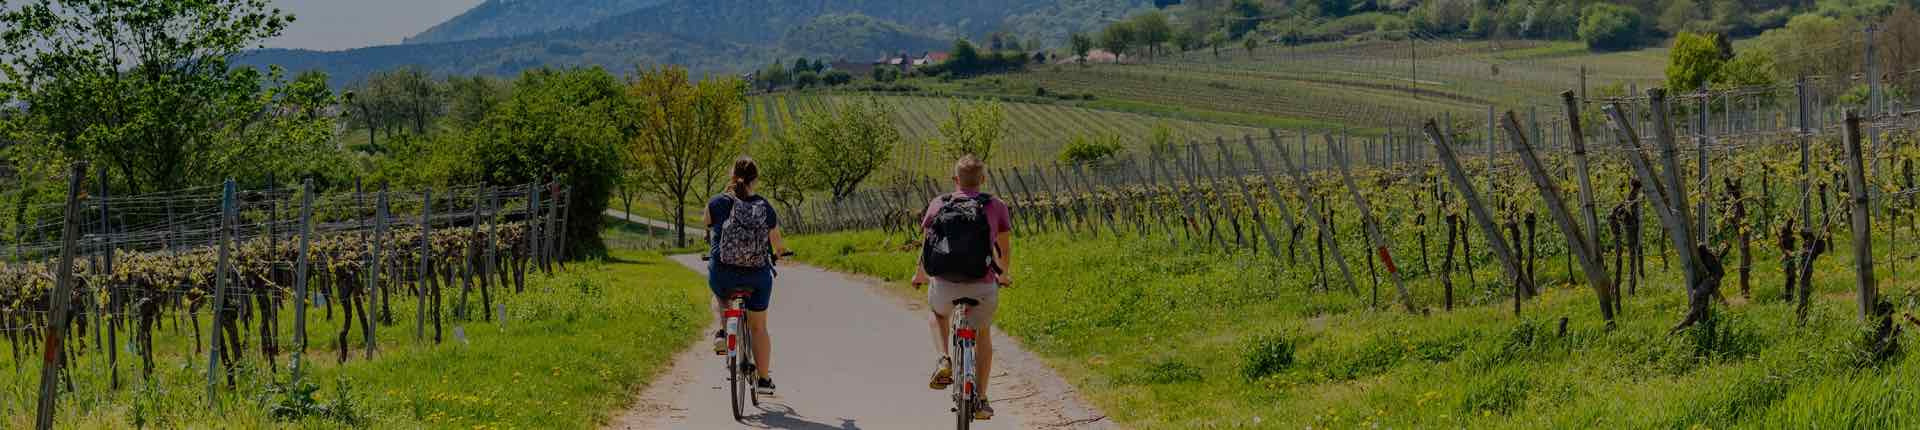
[708,263,774,312]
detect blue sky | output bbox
[267,0,482,51]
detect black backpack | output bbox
[923,193,996,280]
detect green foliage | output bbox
[934,102,1009,162]
[1059,133,1125,164]
[1140,358,1206,384]
[0,0,308,193]
[269,377,367,426]
[791,98,898,199]
[627,65,746,245]
[1750,13,1858,80]
[1099,20,1137,58]
[794,71,821,89]
[1667,32,1726,91]
[823,70,854,86]
[473,67,629,255]
[1070,32,1095,60]
[778,13,946,61]
[1578,3,1645,51]
[1458,371,1533,416]
[1131,10,1176,57]
[1239,332,1296,381]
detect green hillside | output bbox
[744,94,1272,174]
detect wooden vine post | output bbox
[293,179,313,383]
[418,189,432,342]
[1601,92,1713,333]
[1423,122,1531,316]
[1503,111,1618,327]
[1269,130,1360,295]
[34,162,85,430]
[207,179,235,408]
[1842,110,1877,320]
[1221,138,1282,259]
[368,183,387,357]
[1328,135,1419,313]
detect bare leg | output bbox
[928,312,950,358]
[976,329,994,394]
[748,311,772,379]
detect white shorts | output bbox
[928,278,999,328]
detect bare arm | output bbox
[769,227,788,255]
[994,231,1012,286]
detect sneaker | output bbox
[754,377,777,395]
[929,357,954,390]
[973,396,994,420]
[712,330,727,355]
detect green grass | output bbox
[790,165,1920,430]
[1,248,707,429]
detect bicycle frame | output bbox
[951,303,978,427]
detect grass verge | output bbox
[793,228,1920,428]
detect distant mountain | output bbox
[242,31,773,87]
[405,0,670,44]
[250,0,1152,86]
[779,14,949,62]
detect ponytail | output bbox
[729,157,759,199]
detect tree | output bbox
[1230,0,1266,36]
[628,66,747,246]
[1207,29,1230,57]
[1060,133,1125,164]
[1579,3,1645,51]
[760,62,791,90]
[933,102,1008,161]
[1132,11,1175,59]
[473,67,628,255]
[793,98,897,200]
[1070,32,1095,63]
[823,70,854,86]
[1750,14,1857,80]
[951,39,984,74]
[1244,36,1260,56]
[755,128,820,213]
[1100,21,1137,60]
[794,71,821,89]
[1667,32,1725,91]
[0,0,295,193]
[445,75,511,129]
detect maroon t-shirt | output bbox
[921,189,1012,283]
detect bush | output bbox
[793,71,821,89]
[1240,332,1296,381]
[1579,3,1644,51]
[1059,134,1125,164]
[823,70,853,86]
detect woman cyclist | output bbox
[705,157,788,395]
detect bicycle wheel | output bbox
[729,353,745,421]
[744,329,761,407]
[955,389,972,430]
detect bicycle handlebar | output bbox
[699,251,794,262]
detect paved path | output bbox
[607,256,1112,429]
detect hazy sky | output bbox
[266,0,484,51]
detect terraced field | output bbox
[744,93,1270,175]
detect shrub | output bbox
[823,70,853,86]
[1579,3,1645,51]
[794,71,821,89]
[1240,332,1296,381]
[1059,134,1125,164]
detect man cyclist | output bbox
[706,157,787,395]
[911,155,1013,421]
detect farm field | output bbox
[917,40,1670,132]
[744,93,1271,175]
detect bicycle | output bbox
[947,297,982,430]
[702,251,790,421]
